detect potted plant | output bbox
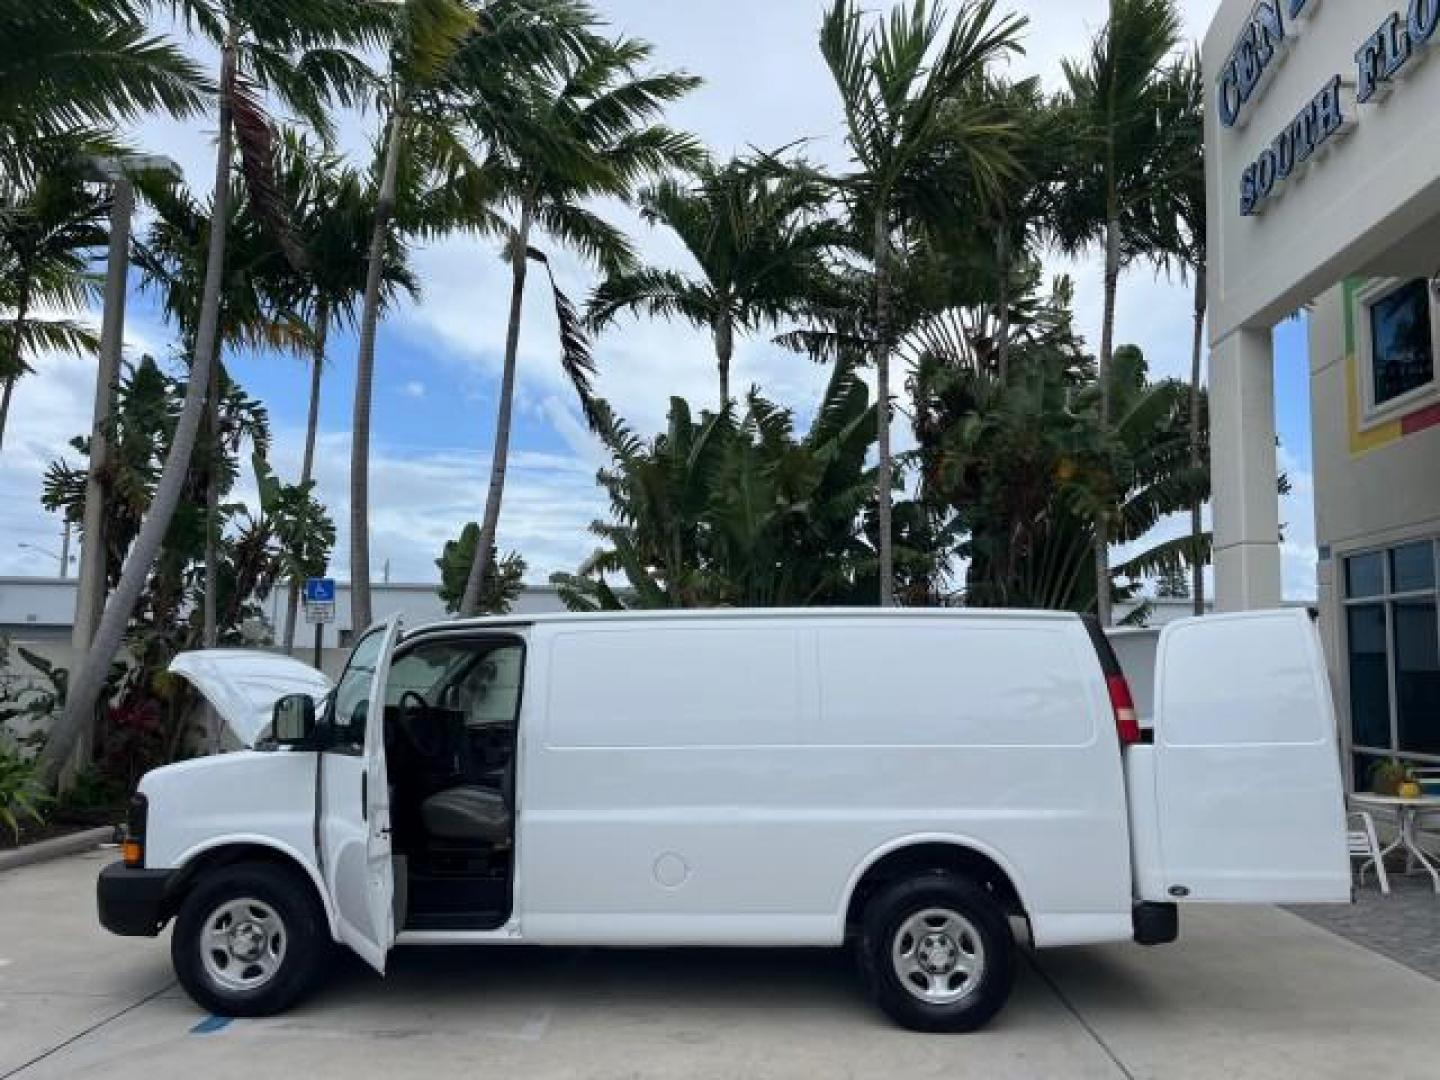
[1370,758,1419,797]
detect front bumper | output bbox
[97,861,175,937]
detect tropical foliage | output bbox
[553,358,944,610]
[3,0,1214,798]
[588,156,837,408]
[912,280,1208,612]
[436,526,527,615]
[0,0,208,184]
[41,355,332,772]
[818,0,1027,606]
[1053,0,1186,624]
[33,0,384,789]
[0,163,107,449]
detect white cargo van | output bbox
[97,608,1349,1032]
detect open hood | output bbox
[168,650,332,748]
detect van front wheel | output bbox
[858,873,1014,1032]
[171,861,328,1017]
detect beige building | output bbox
[1310,281,1440,786]
[1204,0,1440,788]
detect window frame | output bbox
[1342,536,1440,775]
[385,632,528,729]
[386,629,529,729]
[1355,276,1440,429]
[324,625,392,756]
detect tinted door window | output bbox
[331,629,387,750]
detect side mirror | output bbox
[272,694,318,747]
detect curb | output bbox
[0,826,117,873]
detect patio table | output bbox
[1350,793,1440,894]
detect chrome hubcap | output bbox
[891,908,985,1005]
[200,897,287,993]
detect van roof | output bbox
[402,607,1082,641]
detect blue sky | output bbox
[1,0,1321,599]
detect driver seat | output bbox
[420,766,512,845]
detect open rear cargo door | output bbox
[1150,609,1350,905]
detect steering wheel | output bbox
[397,690,444,758]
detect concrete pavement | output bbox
[2,848,1438,1079]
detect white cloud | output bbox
[401,380,426,399]
[262,426,607,584]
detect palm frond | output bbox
[0,319,100,376]
[533,200,634,274]
[585,267,715,331]
[226,69,307,274]
[528,246,602,431]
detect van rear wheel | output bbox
[172,861,328,1017]
[858,872,1013,1032]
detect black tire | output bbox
[857,872,1014,1033]
[171,861,330,1017]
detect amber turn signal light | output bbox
[122,839,144,868]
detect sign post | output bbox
[303,577,336,670]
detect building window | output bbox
[1344,538,1440,788]
[1358,278,1438,421]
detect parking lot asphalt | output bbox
[3,848,1439,1080]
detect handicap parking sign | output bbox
[304,578,336,604]
[303,577,337,624]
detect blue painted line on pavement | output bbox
[189,1015,234,1035]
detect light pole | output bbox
[71,154,181,654]
[17,539,75,578]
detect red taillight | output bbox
[1107,674,1141,747]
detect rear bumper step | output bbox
[1132,902,1178,946]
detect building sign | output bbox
[1238,75,1350,216]
[1218,1,1300,130]
[1355,1,1440,103]
[1223,0,1440,216]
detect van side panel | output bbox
[519,616,1134,948]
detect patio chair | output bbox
[1349,810,1390,896]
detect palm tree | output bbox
[347,0,605,630]
[819,0,1025,606]
[961,76,1067,385]
[131,172,297,648]
[0,164,107,450]
[0,0,207,184]
[1056,0,1183,625]
[1154,53,1207,614]
[347,0,477,634]
[34,0,386,792]
[587,156,837,409]
[268,130,418,652]
[453,32,702,618]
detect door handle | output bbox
[361,772,367,821]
